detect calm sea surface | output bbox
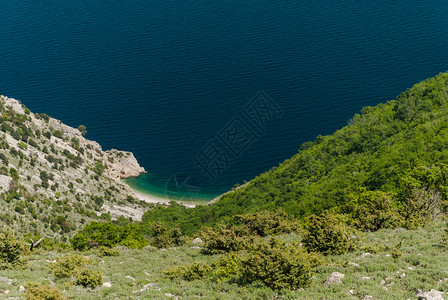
[1,1,448,201]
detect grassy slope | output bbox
[2,219,447,299]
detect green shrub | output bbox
[0,227,26,269]
[28,139,38,149]
[359,243,388,254]
[77,125,87,136]
[53,130,63,139]
[164,263,213,281]
[17,141,28,150]
[213,252,243,282]
[75,268,103,289]
[39,113,50,122]
[9,167,19,180]
[345,189,404,231]
[391,248,402,261]
[71,233,88,251]
[402,188,439,229]
[149,222,185,249]
[234,210,300,237]
[50,255,89,278]
[92,162,105,175]
[71,137,80,150]
[302,212,355,255]
[119,238,146,249]
[98,246,120,257]
[23,282,67,300]
[71,222,122,250]
[216,238,324,290]
[119,224,147,249]
[443,223,448,247]
[0,152,9,165]
[169,226,186,246]
[200,225,252,254]
[72,221,147,250]
[150,222,172,248]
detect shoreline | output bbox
[120,174,225,208]
[129,187,198,208]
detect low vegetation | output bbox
[23,282,67,300]
[0,219,446,299]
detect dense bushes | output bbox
[72,220,188,250]
[141,201,211,236]
[98,246,120,257]
[71,221,146,250]
[163,213,326,290]
[234,210,300,237]
[50,254,90,278]
[165,238,324,290]
[401,188,441,229]
[50,254,103,289]
[164,263,213,281]
[0,228,26,269]
[236,238,323,290]
[198,211,300,255]
[75,268,104,288]
[23,282,67,300]
[149,222,185,249]
[200,225,252,254]
[343,189,403,231]
[302,212,355,255]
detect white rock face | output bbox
[104,149,146,180]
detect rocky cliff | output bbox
[104,149,146,180]
[0,95,148,235]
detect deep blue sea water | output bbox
[1,1,448,201]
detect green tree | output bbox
[77,125,87,136]
[302,212,354,255]
[0,228,26,269]
[53,130,63,139]
[93,161,106,175]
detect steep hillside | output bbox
[142,71,448,234]
[0,95,147,235]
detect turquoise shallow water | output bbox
[1,1,448,202]
[124,173,218,202]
